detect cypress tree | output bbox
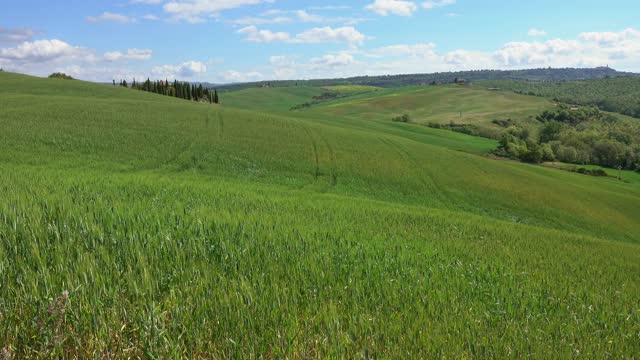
[214,89,219,104]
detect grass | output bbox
[1,71,639,357]
[310,84,554,133]
[321,85,382,94]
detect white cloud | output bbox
[494,39,581,66]
[310,52,355,67]
[237,26,366,46]
[296,26,366,46]
[221,70,264,82]
[228,28,640,83]
[152,60,207,78]
[579,28,640,47]
[0,26,37,45]
[143,14,161,20]
[366,0,417,16]
[528,28,547,37]
[0,39,88,63]
[104,49,153,62]
[238,26,292,42]
[86,12,136,24]
[0,39,158,82]
[163,0,274,23]
[422,0,456,9]
[295,10,324,23]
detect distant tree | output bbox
[48,72,73,80]
[112,80,116,86]
[213,89,219,104]
[392,114,411,123]
[539,121,564,143]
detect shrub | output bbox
[575,168,608,176]
[392,114,411,123]
[48,72,74,80]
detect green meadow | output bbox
[1,72,639,358]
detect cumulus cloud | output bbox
[528,28,547,37]
[366,0,417,16]
[86,12,136,24]
[238,26,366,46]
[229,27,640,83]
[0,39,158,82]
[104,49,153,62]
[0,39,88,63]
[152,60,207,78]
[579,28,640,46]
[495,39,591,66]
[163,0,274,23]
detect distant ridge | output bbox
[217,67,638,91]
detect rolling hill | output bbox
[217,67,638,92]
[480,76,640,118]
[1,71,639,358]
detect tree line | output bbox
[114,78,219,104]
[216,67,635,92]
[494,104,640,171]
[480,77,640,119]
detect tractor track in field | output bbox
[300,125,321,180]
[378,136,441,195]
[317,131,338,186]
[298,122,338,187]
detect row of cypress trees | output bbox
[114,78,219,104]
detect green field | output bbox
[310,85,553,130]
[1,72,639,358]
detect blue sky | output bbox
[1,0,639,83]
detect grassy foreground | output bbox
[0,72,639,357]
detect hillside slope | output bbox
[480,76,640,118]
[217,67,638,91]
[1,72,639,358]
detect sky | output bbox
[1,0,639,83]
